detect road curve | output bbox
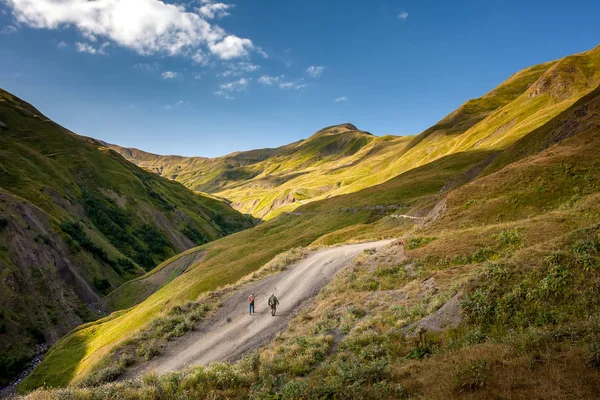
[127,240,393,377]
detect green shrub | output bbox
[406,345,431,360]
[79,364,124,387]
[137,339,163,361]
[586,337,600,369]
[348,305,366,319]
[34,234,50,245]
[60,221,115,266]
[494,229,522,248]
[182,226,207,246]
[406,236,436,250]
[455,360,488,392]
[0,355,30,386]
[93,278,111,295]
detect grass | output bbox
[104,48,600,225]
[14,45,600,398]
[18,149,489,392]
[0,88,254,385]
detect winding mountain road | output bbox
[126,240,393,378]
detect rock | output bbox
[405,294,462,337]
[0,121,7,130]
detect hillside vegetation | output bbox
[0,90,254,386]
[16,45,600,398]
[110,46,600,221]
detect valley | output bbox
[2,45,600,399]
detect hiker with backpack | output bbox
[268,293,279,316]
[248,291,255,315]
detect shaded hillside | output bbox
[21,53,600,399]
[111,47,600,221]
[0,89,254,386]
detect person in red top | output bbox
[248,292,255,315]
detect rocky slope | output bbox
[0,89,254,386]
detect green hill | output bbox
[16,45,600,398]
[109,47,600,222]
[0,89,254,386]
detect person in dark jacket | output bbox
[268,293,279,316]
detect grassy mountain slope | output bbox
[18,45,600,397]
[24,59,600,399]
[109,46,600,222]
[0,89,254,386]
[20,149,492,392]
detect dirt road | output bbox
[127,240,393,377]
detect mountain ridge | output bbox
[0,88,254,386]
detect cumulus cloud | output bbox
[306,65,325,78]
[5,0,255,61]
[208,35,253,60]
[398,12,409,20]
[76,41,109,55]
[57,40,68,48]
[335,96,348,102]
[191,49,209,66]
[198,0,232,19]
[1,25,17,34]
[162,71,182,80]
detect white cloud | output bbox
[335,96,348,102]
[256,47,268,59]
[258,75,282,85]
[191,49,209,66]
[75,41,109,55]
[208,35,254,60]
[198,1,232,20]
[5,0,254,61]
[306,65,325,78]
[279,81,306,90]
[215,77,249,99]
[398,12,409,20]
[57,40,68,48]
[219,77,249,91]
[258,75,306,90]
[214,90,234,100]
[162,71,182,80]
[1,25,17,34]
[217,62,260,77]
[194,74,203,80]
[81,31,97,42]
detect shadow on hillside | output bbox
[18,332,88,393]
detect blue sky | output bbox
[1,0,599,157]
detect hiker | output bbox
[248,292,255,315]
[268,293,279,316]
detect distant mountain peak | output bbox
[315,123,360,135]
